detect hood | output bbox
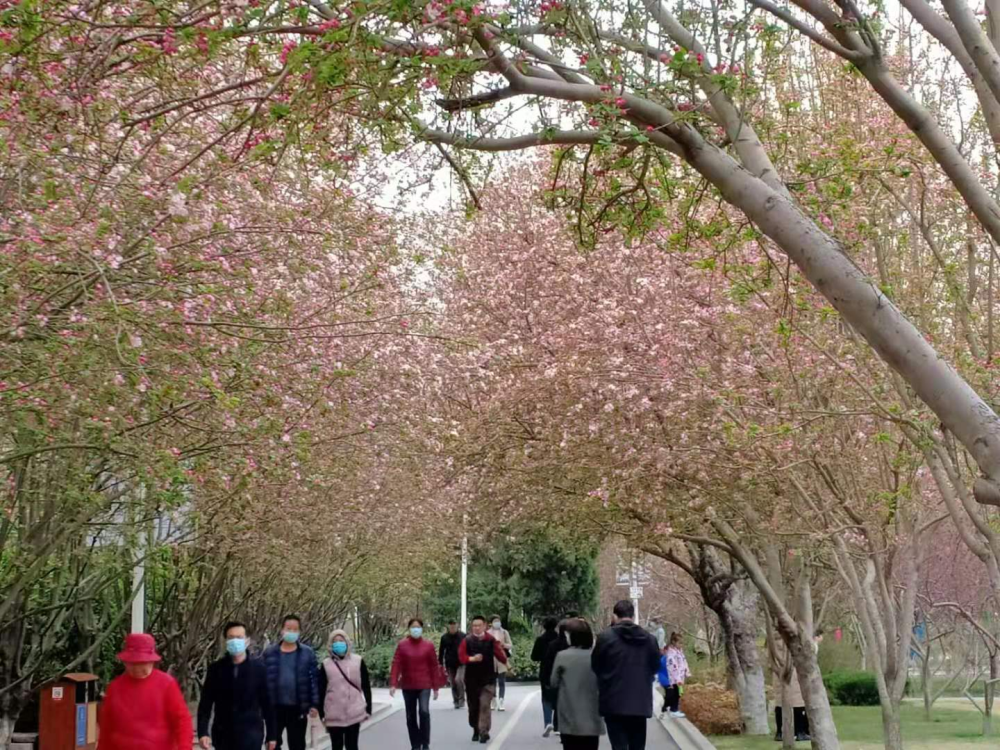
[615,621,650,643]
[328,629,353,656]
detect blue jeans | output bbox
[403,688,431,749]
[542,694,554,726]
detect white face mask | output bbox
[492,621,501,629]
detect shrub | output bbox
[360,640,399,687]
[822,671,881,706]
[507,633,540,681]
[680,683,743,735]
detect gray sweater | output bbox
[553,648,605,736]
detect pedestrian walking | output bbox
[591,601,661,750]
[652,620,666,651]
[459,614,509,744]
[487,615,513,711]
[541,617,573,737]
[663,633,690,718]
[263,615,320,750]
[197,621,278,750]
[96,633,192,750]
[775,630,821,743]
[553,619,605,750]
[389,617,443,750]
[531,616,561,736]
[317,630,372,750]
[656,648,671,715]
[438,620,466,709]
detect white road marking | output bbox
[487,689,541,750]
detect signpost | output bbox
[617,551,649,623]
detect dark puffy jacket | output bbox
[591,621,661,718]
[197,655,277,748]
[263,643,320,713]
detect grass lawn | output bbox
[710,703,994,749]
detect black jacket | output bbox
[439,630,465,669]
[197,655,277,747]
[591,621,660,718]
[538,633,569,689]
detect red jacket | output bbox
[390,637,445,690]
[98,669,193,750]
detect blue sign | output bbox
[76,704,87,746]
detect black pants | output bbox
[275,706,307,750]
[212,730,264,750]
[403,688,431,748]
[327,723,361,750]
[663,686,681,712]
[561,735,600,750]
[604,715,647,750]
[774,707,810,738]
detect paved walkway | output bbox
[332,683,679,749]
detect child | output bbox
[664,633,691,718]
[656,647,671,714]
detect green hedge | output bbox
[822,671,881,706]
[507,634,539,681]
[360,640,399,687]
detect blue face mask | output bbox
[283,631,300,644]
[226,638,247,656]
[410,627,423,639]
[331,641,348,657]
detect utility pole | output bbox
[131,486,147,634]
[630,559,640,625]
[461,513,468,631]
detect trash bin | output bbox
[39,673,98,750]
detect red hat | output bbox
[117,633,162,663]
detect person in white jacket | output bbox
[488,616,514,711]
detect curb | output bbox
[654,689,718,750]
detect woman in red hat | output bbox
[97,633,193,750]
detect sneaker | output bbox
[795,734,811,742]
[670,710,686,719]
[543,724,554,737]
[479,733,490,743]
[472,731,480,741]
[498,698,505,712]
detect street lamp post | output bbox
[461,513,468,631]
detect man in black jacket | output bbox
[531,617,561,736]
[198,621,278,750]
[439,621,466,709]
[591,601,661,750]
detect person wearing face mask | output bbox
[197,621,277,750]
[389,618,443,750]
[459,615,509,744]
[97,633,193,750]
[263,615,320,750]
[487,615,513,711]
[317,631,372,750]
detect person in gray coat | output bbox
[552,618,605,750]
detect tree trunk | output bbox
[881,703,904,750]
[719,581,770,735]
[790,636,840,750]
[0,715,13,750]
[781,681,796,750]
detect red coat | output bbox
[98,669,193,750]
[389,637,445,690]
